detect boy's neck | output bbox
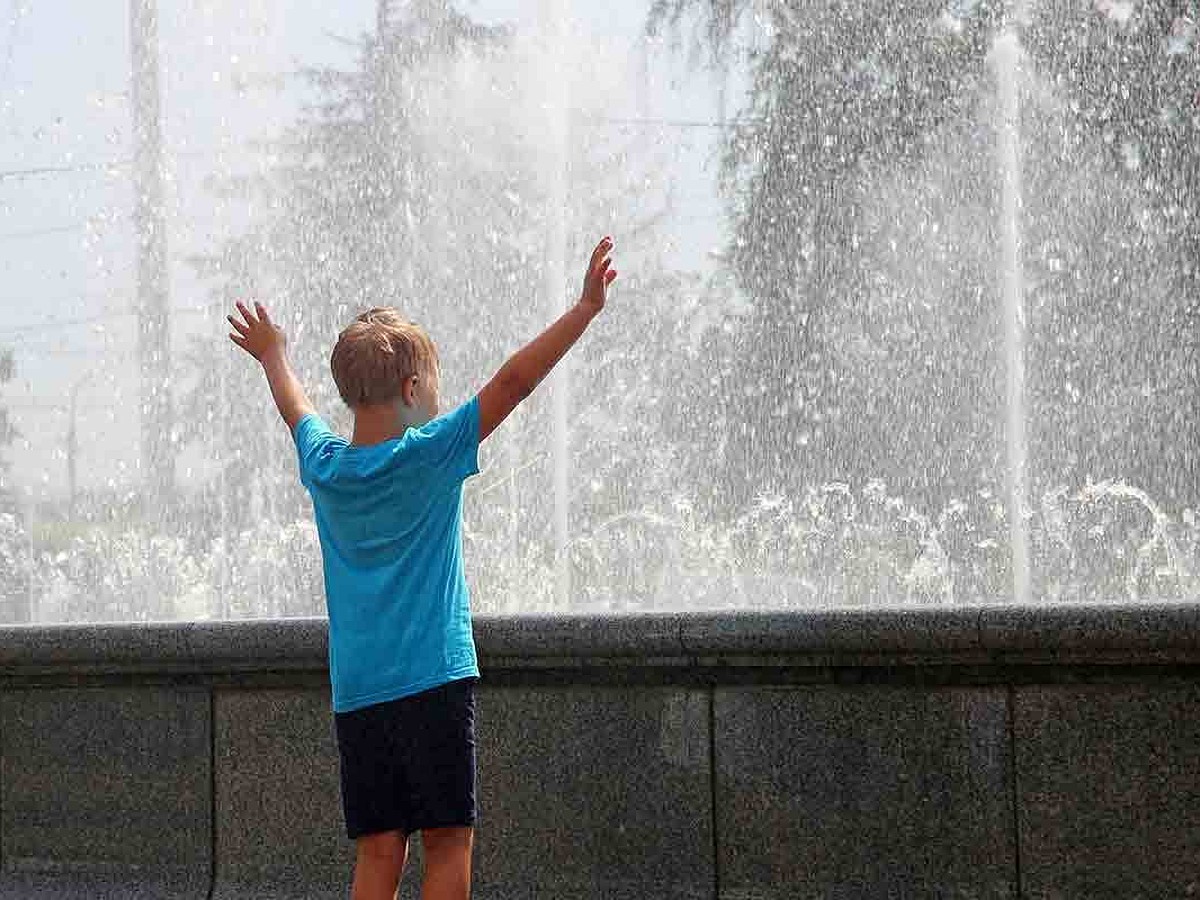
[350,402,426,446]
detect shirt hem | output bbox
[333,664,481,714]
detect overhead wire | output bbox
[0,145,279,184]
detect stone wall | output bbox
[1,605,1200,898]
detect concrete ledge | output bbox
[6,603,1200,674]
[0,687,211,900]
[477,686,713,899]
[0,868,208,900]
[978,601,1200,657]
[3,605,1200,898]
[476,611,688,662]
[0,618,329,675]
[715,685,1015,898]
[211,688,349,900]
[679,607,986,658]
[1014,684,1200,896]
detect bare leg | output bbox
[351,830,408,900]
[420,826,474,900]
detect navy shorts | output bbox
[334,677,478,840]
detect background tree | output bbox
[182,0,718,610]
[651,0,1005,510]
[650,0,1200,514]
[1022,1,1200,505]
[182,0,511,542]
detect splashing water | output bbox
[540,0,572,610]
[992,19,1030,605]
[3,2,1198,623]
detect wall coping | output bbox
[2,602,1200,676]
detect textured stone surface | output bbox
[212,688,363,899]
[681,608,985,658]
[6,613,1200,897]
[474,685,713,899]
[1015,685,1200,898]
[474,612,686,661]
[980,602,1200,657]
[5,606,1200,678]
[715,686,1015,899]
[0,618,328,673]
[0,688,210,899]
[0,869,207,900]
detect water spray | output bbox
[540,0,572,609]
[994,3,1031,605]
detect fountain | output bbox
[8,11,1200,893]
[3,1,1198,624]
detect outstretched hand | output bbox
[228,301,286,362]
[578,236,617,315]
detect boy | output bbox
[227,237,617,900]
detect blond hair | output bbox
[330,308,439,407]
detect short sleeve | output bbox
[409,396,481,485]
[294,413,344,487]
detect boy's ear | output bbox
[401,374,418,407]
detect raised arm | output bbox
[478,237,617,442]
[228,300,317,433]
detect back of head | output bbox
[330,307,439,407]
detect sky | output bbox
[0,0,736,505]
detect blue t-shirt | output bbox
[293,397,481,713]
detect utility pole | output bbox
[130,0,174,511]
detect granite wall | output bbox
[1,605,1199,898]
